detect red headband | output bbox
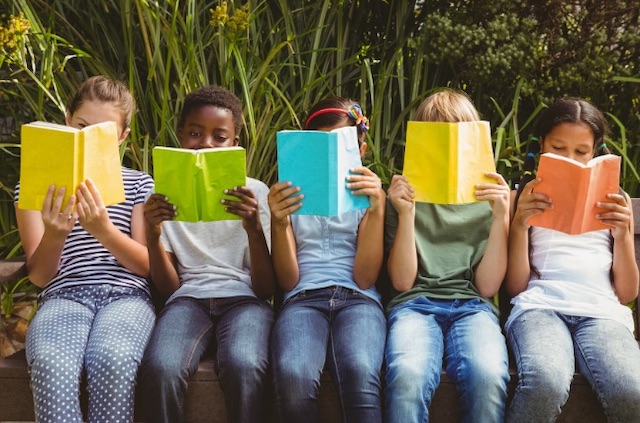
[304,108,350,128]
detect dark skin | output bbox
[143,105,276,300]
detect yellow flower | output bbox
[0,13,30,61]
[228,3,250,33]
[209,1,229,27]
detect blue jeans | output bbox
[139,296,274,423]
[26,284,155,423]
[385,296,508,423]
[271,286,386,423]
[507,309,640,423]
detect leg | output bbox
[573,317,640,422]
[327,290,385,423]
[443,300,508,423]
[139,297,214,423]
[271,291,331,423]
[384,299,444,423]
[84,288,155,423]
[214,297,274,423]
[26,296,93,423]
[506,309,575,423]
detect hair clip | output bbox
[526,152,535,158]
[599,142,607,150]
[523,170,533,176]
[348,104,370,133]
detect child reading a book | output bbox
[268,97,386,422]
[506,97,640,422]
[139,85,275,423]
[14,75,155,422]
[384,89,510,423]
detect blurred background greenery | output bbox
[1,0,639,267]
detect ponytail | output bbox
[513,135,540,212]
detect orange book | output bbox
[529,153,621,234]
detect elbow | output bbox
[354,271,379,290]
[476,284,500,298]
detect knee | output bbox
[385,359,437,403]
[219,352,268,384]
[462,358,509,395]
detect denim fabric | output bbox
[271,286,386,423]
[26,284,155,423]
[139,296,273,423]
[384,296,508,423]
[507,309,640,423]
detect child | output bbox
[139,85,275,423]
[506,97,640,422]
[268,97,386,422]
[15,76,155,422]
[384,90,510,422]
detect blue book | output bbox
[276,126,370,216]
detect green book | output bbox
[152,146,247,222]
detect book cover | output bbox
[152,146,247,222]
[529,152,621,235]
[18,121,125,210]
[403,121,496,204]
[276,126,370,216]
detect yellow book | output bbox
[18,121,125,210]
[403,121,496,204]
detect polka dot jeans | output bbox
[25,284,156,423]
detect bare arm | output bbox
[597,192,639,303]
[473,173,510,297]
[144,193,181,298]
[350,167,385,289]
[268,182,302,292]
[76,179,150,277]
[16,186,76,287]
[386,175,418,292]
[505,178,552,297]
[224,186,276,300]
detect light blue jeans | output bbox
[385,296,508,423]
[507,308,640,422]
[26,284,155,423]
[139,295,273,423]
[271,286,386,423]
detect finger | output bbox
[605,193,628,206]
[523,178,542,195]
[41,185,57,214]
[85,178,105,208]
[77,182,97,211]
[350,166,374,176]
[484,172,508,186]
[51,186,66,215]
[269,186,302,205]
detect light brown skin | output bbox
[143,105,276,300]
[506,122,638,303]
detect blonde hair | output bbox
[67,76,136,130]
[414,90,480,123]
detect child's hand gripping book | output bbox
[152,146,247,222]
[529,152,621,235]
[18,121,125,210]
[403,121,496,204]
[276,126,370,216]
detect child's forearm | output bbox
[147,238,180,298]
[94,227,150,277]
[505,225,531,296]
[271,223,300,291]
[353,205,385,289]
[612,233,639,304]
[25,231,66,287]
[474,214,508,297]
[387,211,417,292]
[247,230,276,299]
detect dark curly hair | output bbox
[178,85,244,134]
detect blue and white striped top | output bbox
[14,167,154,298]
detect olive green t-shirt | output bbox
[385,200,497,314]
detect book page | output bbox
[456,121,496,203]
[80,121,125,207]
[335,126,370,215]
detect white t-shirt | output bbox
[160,177,270,304]
[506,226,634,333]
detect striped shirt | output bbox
[14,167,154,298]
